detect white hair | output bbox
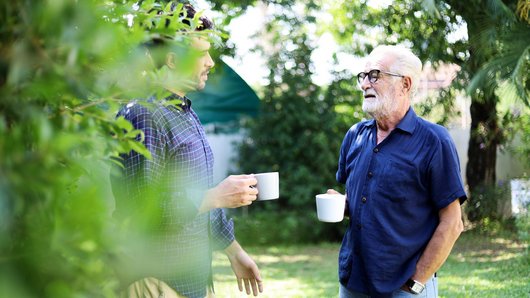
[369,45,423,97]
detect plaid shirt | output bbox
[112,94,235,298]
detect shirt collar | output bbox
[360,107,417,134]
[164,93,192,111]
[395,107,417,134]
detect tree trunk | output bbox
[465,98,498,191]
[465,91,500,221]
[461,7,502,221]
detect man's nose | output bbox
[206,52,215,68]
[360,76,371,91]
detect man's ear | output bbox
[165,52,177,69]
[402,76,412,93]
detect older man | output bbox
[329,45,466,297]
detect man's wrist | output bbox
[405,278,425,294]
[199,188,218,213]
[224,240,240,258]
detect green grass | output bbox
[213,230,529,297]
[439,231,529,298]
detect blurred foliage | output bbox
[515,207,530,258]
[508,108,530,168]
[413,86,461,126]
[0,1,215,296]
[233,210,348,245]
[465,181,511,222]
[235,2,361,242]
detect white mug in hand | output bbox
[254,172,279,201]
[315,193,346,222]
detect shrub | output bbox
[231,209,347,245]
[466,181,511,223]
[515,203,530,258]
[234,7,362,243]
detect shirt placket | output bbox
[354,129,378,258]
[188,110,214,187]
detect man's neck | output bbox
[373,107,408,144]
[165,87,186,98]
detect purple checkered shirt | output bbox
[111,94,235,298]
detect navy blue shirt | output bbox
[336,108,466,297]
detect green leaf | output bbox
[114,116,133,132]
[129,140,152,159]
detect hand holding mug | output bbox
[316,189,346,223]
[202,175,258,211]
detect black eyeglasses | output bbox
[357,69,404,85]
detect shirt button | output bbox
[367,172,373,178]
[373,148,379,153]
[361,197,367,203]
[354,248,360,255]
[356,223,362,229]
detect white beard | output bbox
[362,88,399,120]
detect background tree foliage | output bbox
[0,1,211,296]
[234,1,362,243]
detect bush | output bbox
[234,7,362,243]
[0,2,215,297]
[515,204,530,258]
[466,181,511,222]
[231,209,347,245]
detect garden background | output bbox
[1,0,529,297]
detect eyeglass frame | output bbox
[357,69,404,85]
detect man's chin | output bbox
[195,82,206,91]
[362,104,376,114]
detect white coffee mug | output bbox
[254,172,279,200]
[315,193,346,222]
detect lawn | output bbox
[213,230,529,297]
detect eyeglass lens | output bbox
[357,70,380,84]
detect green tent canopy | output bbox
[188,59,260,126]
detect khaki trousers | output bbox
[125,277,216,298]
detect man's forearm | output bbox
[224,240,241,258]
[198,188,218,213]
[412,200,464,284]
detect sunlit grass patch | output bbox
[213,243,340,297]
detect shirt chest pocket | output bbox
[377,160,419,202]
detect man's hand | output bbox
[326,189,341,195]
[326,189,349,217]
[225,241,263,296]
[199,175,258,212]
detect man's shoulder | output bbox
[117,100,152,118]
[416,117,453,143]
[117,99,175,120]
[347,119,374,135]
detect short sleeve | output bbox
[428,130,467,209]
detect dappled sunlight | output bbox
[442,276,505,297]
[256,254,321,265]
[452,235,527,263]
[440,230,529,297]
[214,277,336,298]
[212,245,339,297]
[454,249,523,263]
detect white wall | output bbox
[206,133,244,185]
